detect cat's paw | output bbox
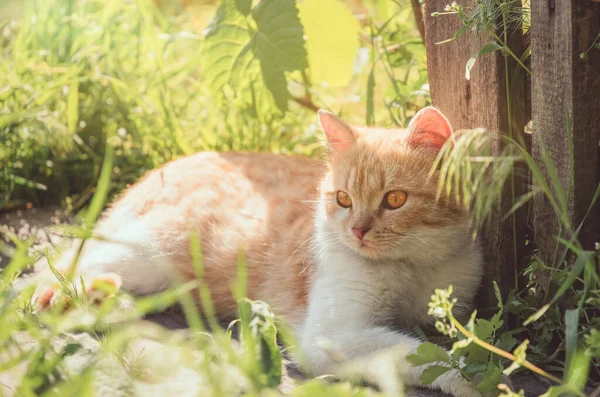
[435,369,483,397]
[34,272,122,311]
[448,377,482,397]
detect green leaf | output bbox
[564,309,579,380]
[234,0,251,15]
[298,0,360,87]
[503,340,529,376]
[237,299,282,387]
[496,332,517,353]
[475,364,502,393]
[465,42,502,80]
[493,280,503,310]
[541,384,587,397]
[7,175,47,191]
[67,79,79,134]
[463,361,486,377]
[366,65,375,126]
[203,0,308,113]
[475,319,495,341]
[459,339,489,365]
[419,365,451,385]
[407,342,449,366]
[436,23,469,45]
[451,337,473,352]
[565,352,590,391]
[83,144,114,230]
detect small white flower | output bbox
[431,307,446,318]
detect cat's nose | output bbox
[352,227,370,241]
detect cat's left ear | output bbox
[406,107,454,151]
[318,110,357,153]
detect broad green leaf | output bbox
[237,299,282,387]
[565,350,591,391]
[564,309,579,380]
[203,0,308,113]
[475,319,495,340]
[298,0,360,87]
[67,79,79,134]
[419,365,451,385]
[463,361,486,377]
[458,338,489,365]
[234,0,251,15]
[465,42,502,80]
[541,384,586,397]
[475,364,502,393]
[496,332,517,353]
[407,342,449,366]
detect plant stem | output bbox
[499,0,520,298]
[487,29,531,75]
[293,71,319,112]
[448,313,564,385]
[292,95,319,112]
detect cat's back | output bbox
[103,151,325,223]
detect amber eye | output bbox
[384,190,407,209]
[336,190,352,208]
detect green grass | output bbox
[0,0,428,211]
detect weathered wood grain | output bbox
[423,0,529,309]
[531,0,600,269]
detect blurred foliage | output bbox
[0,0,428,211]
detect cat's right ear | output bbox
[318,110,356,153]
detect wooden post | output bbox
[423,0,529,308]
[531,1,600,270]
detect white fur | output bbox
[51,217,176,296]
[296,194,482,397]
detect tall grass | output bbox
[0,0,319,211]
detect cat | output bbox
[32,107,483,396]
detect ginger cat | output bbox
[34,107,483,396]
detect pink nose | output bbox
[352,227,370,241]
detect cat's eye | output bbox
[336,190,352,208]
[384,190,407,209]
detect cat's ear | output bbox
[318,110,356,153]
[406,107,454,151]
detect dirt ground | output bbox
[0,207,555,397]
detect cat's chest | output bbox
[317,253,435,328]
